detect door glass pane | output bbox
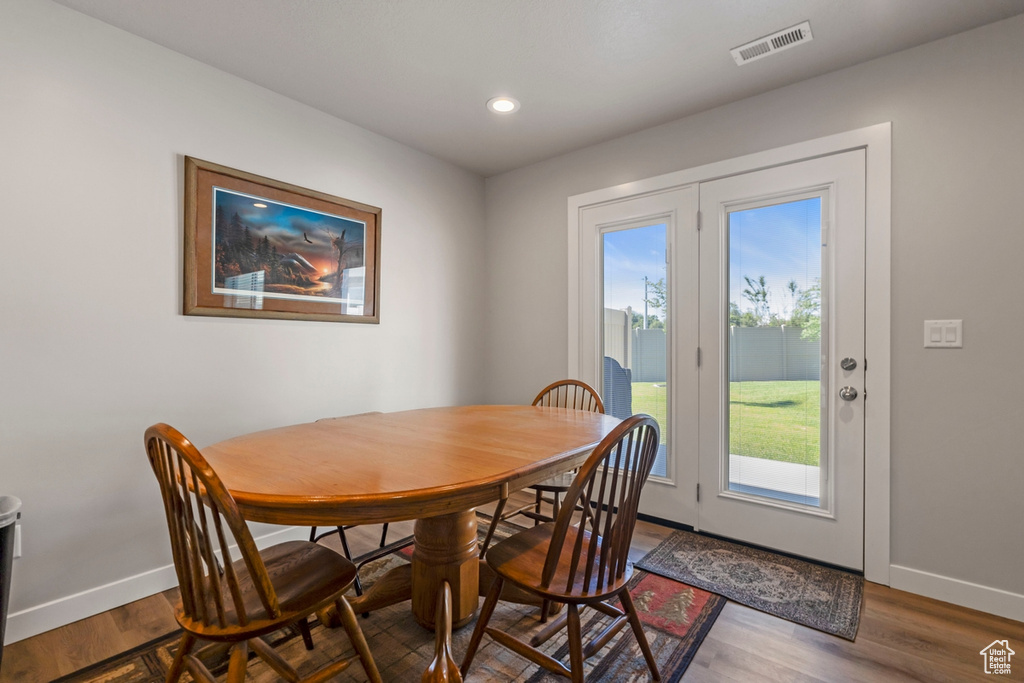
[727,198,823,506]
[603,224,668,477]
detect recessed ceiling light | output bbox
[487,96,520,114]
[253,203,267,208]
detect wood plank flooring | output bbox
[2,497,1022,682]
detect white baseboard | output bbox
[4,526,310,645]
[889,564,1024,623]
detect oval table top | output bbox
[202,405,622,526]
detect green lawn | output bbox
[630,382,668,443]
[630,380,820,465]
[729,381,820,465]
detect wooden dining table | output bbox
[202,404,621,680]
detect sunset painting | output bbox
[212,188,366,305]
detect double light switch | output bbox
[924,319,962,348]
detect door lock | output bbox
[839,386,858,401]
[840,357,857,371]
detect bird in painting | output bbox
[303,232,313,244]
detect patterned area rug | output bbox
[57,526,725,682]
[636,530,863,640]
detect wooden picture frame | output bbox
[184,157,381,323]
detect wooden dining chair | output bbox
[479,380,604,558]
[461,414,662,683]
[144,423,383,683]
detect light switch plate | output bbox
[924,319,962,348]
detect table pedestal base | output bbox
[334,510,554,626]
[412,509,480,630]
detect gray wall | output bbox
[483,16,1024,596]
[1,0,485,632]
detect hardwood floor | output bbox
[2,498,1022,682]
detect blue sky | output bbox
[728,197,821,317]
[601,197,821,317]
[603,224,666,317]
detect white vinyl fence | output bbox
[728,326,820,382]
[604,310,820,384]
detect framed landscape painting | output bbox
[184,157,381,323]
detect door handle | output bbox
[839,386,858,401]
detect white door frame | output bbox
[568,123,891,584]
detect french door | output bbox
[697,150,865,570]
[575,150,866,570]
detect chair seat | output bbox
[178,541,356,640]
[486,523,632,603]
[530,471,576,492]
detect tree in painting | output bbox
[212,189,364,301]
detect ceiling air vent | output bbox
[731,21,813,66]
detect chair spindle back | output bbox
[540,415,659,595]
[532,379,604,414]
[145,423,279,629]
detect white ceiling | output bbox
[54,0,1024,177]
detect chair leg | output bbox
[336,526,354,560]
[335,527,364,597]
[566,604,585,683]
[248,636,299,681]
[335,597,383,683]
[296,617,315,651]
[308,526,318,542]
[533,489,543,526]
[165,632,196,683]
[184,654,218,683]
[225,640,249,683]
[531,608,569,647]
[620,588,661,681]
[379,522,390,548]
[460,575,504,677]
[480,497,508,557]
[424,582,460,683]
